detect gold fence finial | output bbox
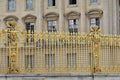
[6,21,17,28]
[90,25,100,32]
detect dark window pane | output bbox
[48,0,55,6]
[69,0,76,4]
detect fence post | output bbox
[6,21,19,73]
[90,25,101,73]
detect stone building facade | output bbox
[0,0,119,34]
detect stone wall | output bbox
[0,74,120,80]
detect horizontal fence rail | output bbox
[0,25,120,74]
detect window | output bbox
[25,22,34,42]
[25,55,34,68]
[45,54,55,68]
[26,22,34,33]
[68,19,78,33]
[47,20,57,32]
[26,0,33,10]
[69,0,76,5]
[90,0,98,3]
[48,0,55,7]
[90,18,100,26]
[8,0,15,11]
[67,53,76,68]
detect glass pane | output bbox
[96,18,100,26]
[68,19,78,33]
[90,18,100,26]
[8,0,15,10]
[90,18,96,24]
[48,0,55,6]
[48,20,57,32]
[26,22,34,32]
[69,0,76,4]
[26,0,33,9]
[91,0,98,3]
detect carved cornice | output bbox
[3,15,19,21]
[44,12,59,18]
[65,11,80,19]
[87,9,103,17]
[22,14,37,23]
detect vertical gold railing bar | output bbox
[79,36,81,72]
[54,32,56,72]
[27,33,29,73]
[66,32,68,72]
[87,35,89,72]
[51,32,55,73]
[113,35,115,72]
[44,32,46,73]
[90,35,93,73]
[78,33,80,72]
[107,36,109,72]
[115,35,117,72]
[65,32,67,73]
[70,33,71,72]
[57,32,60,72]
[0,35,2,73]
[22,39,25,73]
[85,35,87,72]
[61,32,64,73]
[60,32,63,72]
[40,32,42,73]
[32,33,34,73]
[45,32,49,73]
[75,33,77,72]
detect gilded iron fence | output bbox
[0,22,120,73]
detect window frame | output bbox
[69,0,77,5]
[25,22,35,43]
[8,0,16,11]
[26,0,34,10]
[48,0,56,7]
[47,20,57,32]
[25,22,35,33]
[68,19,78,33]
[90,17,100,26]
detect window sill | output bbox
[89,2,100,5]
[47,6,57,9]
[68,4,78,8]
[25,9,34,11]
[7,10,16,12]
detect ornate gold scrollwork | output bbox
[6,21,19,73]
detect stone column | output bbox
[37,0,43,31]
[80,0,86,33]
[58,0,64,32]
[102,0,109,34]
[113,0,118,34]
